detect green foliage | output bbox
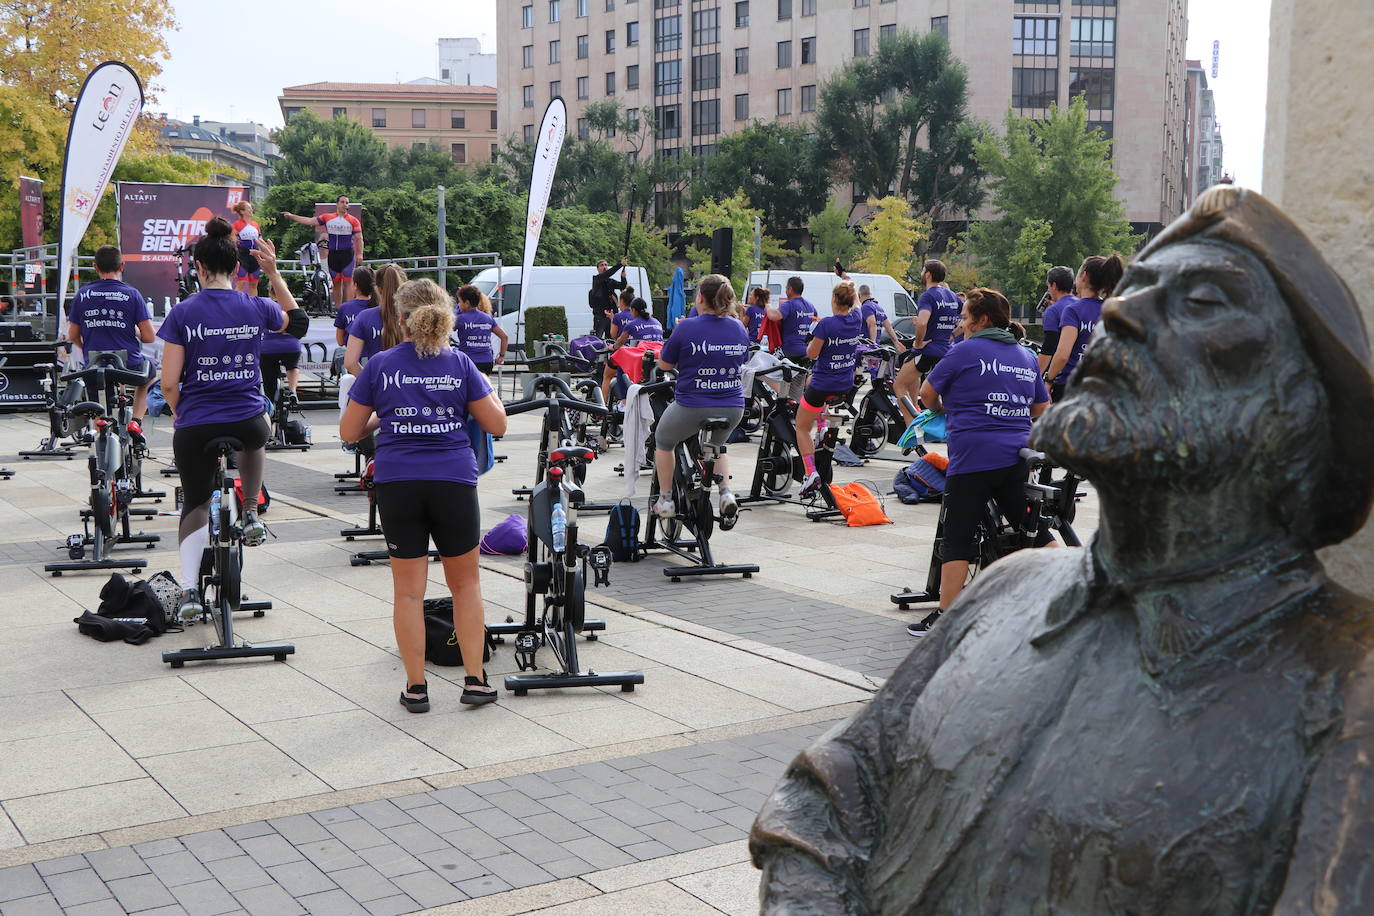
[681,191,791,293]
[816,30,984,221]
[383,146,469,190]
[965,96,1140,298]
[1002,219,1054,313]
[940,236,983,293]
[273,111,389,188]
[853,196,931,283]
[804,203,861,271]
[694,121,830,230]
[524,306,568,343]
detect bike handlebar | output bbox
[754,360,806,380]
[504,396,612,418]
[61,364,149,389]
[509,352,596,372]
[1020,447,1049,469]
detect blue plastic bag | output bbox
[466,416,495,476]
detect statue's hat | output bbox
[1140,185,1374,546]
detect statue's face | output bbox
[1033,240,1310,485]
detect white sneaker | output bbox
[652,495,675,519]
[719,489,739,519]
[799,471,823,498]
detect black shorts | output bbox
[474,361,494,375]
[173,415,270,513]
[236,249,262,277]
[916,351,943,374]
[939,460,1050,563]
[895,349,919,370]
[375,479,480,559]
[327,248,355,277]
[261,351,301,372]
[800,385,849,413]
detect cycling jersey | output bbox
[333,297,371,334]
[68,278,151,369]
[744,304,766,341]
[453,309,499,364]
[808,310,865,391]
[660,314,750,407]
[777,296,818,357]
[233,219,261,251]
[347,306,387,361]
[316,211,362,251]
[624,315,664,342]
[1055,297,1103,386]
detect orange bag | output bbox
[830,481,892,527]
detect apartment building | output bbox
[154,116,273,200]
[1185,59,1224,200]
[497,0,1191,234]
[278,82,500,166]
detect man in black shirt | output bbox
[589,257,628,337]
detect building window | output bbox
[549,39,561,63]
[523,124,534,142]
[692,7,719,45]
[451,109,466,129]
[692,53,720,90]
[606,29,616,52]
[777,40,792,68]
[1013,18,1059,56]
[655,0,678,6]
[606,70,617,94]
[283,106,303,121]
[735,46,749,73]
[577,34,589,58]
[655,104,681,138]
[802,0,815,14]
[577,117,589,139]
[1069,68,1115,109]
[577,0,588,16]
[578,75,590,99]
[492,142,499,157]
[692,99,720,135]
[931,16,948,39]
[879,24,895,46]
[627,64,640,89]
[411,108,426,128]
[778,0,790,21]
[1089,120,1115,141]
[606,0,614,8]
[655,14,681,51]
[491,109,498,129]
[451,142,467,163]
[854,0,868,6]
[777,87,792,115]
[331,106,346,118]
[656,59,682,95]
[800,84,816,112]
[853,28,870,57]
[734,93,749,120]
[522,85,534,108]
[1071,17,1116,57]
[522,44,533,67]
[735,1,748,27]
[801,36,815,64]
[371,108,386,127]
[627,20,640,45]
[549,0,560,22]
[522,4,533,27]
[1012,67,1058,108]
[550,79,561,98]
[413,141,426,150]
[627,107,640,130]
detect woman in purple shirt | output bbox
[795,281,865,497]
[344,263,407,375]
[454,284,508,374]
[912,288,1050,636]
[333,266,377,347]
[1045,254,1124,400]
[341,280,508,711]
[157,218,304,619]
[744,287,768,342]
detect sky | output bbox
[153,0,1269,189]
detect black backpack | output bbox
[422,597,494,667]
[604,500,641,562]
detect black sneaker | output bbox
[399,683,429,713]
[461,674,498,706]
[906,610,942,637]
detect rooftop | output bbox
[281,81,496,98]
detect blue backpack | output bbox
[604,501,641,562]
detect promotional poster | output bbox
[117,182,248,305]
[19,176,43,250]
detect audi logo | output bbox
[394,407,418,417]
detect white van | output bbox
[745,269,918,320]
[469,265,652,350]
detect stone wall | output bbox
[1265,0,1374,596]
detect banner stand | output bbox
[514,98,568,398]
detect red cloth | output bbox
[610,340,665,383]
[759,316,783,349]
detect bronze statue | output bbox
[750,186,1374,914]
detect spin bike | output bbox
[163,437,294,667]
[507,372,613,506]
[174,244,200,301]
[44,352,163,576]
[296,243,334,317]
[891,447,1083,611]
[848,344,922,460]
[265,367,312,452]
[19,344,89,459]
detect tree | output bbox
[964,96,1140,307]
[853,196,930,283]
[694,121,830,230]
[816,30,984,222]
[273,111,390,188]
[384,145,469,190]
[680,191,790,293]
[804,203,861,271]
[1002,219,1053,314]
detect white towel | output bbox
[742,349,782,400]
[621,383,656,498]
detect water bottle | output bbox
[550,502,566,553]
[209,489,221,537]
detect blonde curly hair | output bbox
[394,279,455,358]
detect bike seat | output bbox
[71,401,106,420]
[204,436,246,456]
[700,418,733,432]
[1020,447,1048,469]
[87,350,128,370]
[549,446,596,464]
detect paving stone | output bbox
[296,889,368,915]
[415,846,486,883]
[467,780,513,798]
[355,845,429,880]
[721,788,769,811]
[713,805,764,831]
[232,884,305,916]
[0,894,63,915]
[542,857,595,879]
[43,868,111,908]
[204,856,273,893]
[390,871,465,908]
[388,794,436,811]
[476,852,554,889]
[547,778,620,805]
[33,855,88,877]
[452,874,511,899]
[405,804,472,835]
[482,790,549,819]
[503,832,581,866]
[617,779,676,809]
[350,802,413,830]
[223,823,275,842]
[147,851,214,888]
[267,815,331,846]
[0,865,45,903]
[654,802,725,831]
[464,807,532,840]
[558,836,635,870]
[326,818,392,852]
[133,839,185,859]
[361,894,419,916]
[325,865,399,904]
[170,879,240,916]
[239,835,304,868]
[500,773,566,799]
[379,823,448,855]
[179,831,243,865]
[440,828,513,861]
[596,798,665,828]
[108,874,178,912]
[579,816,656,849]
[264,860,336,897]
[621,840,676,861]
[297,839,366,873]
[698,824,748,844]
[429,786,490,815]
[517,811,587,843]
[64,900,127,916]
[604,755,649,772]
[678,768,749,795]
[539,794,603,823]
[638,821,712,854]
[569,762,637,788]
[309,807,361,827]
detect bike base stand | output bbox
[19,444,77,459]
[504,667,643,695]
[162,642,295,668]
[350,549,440,566]
[661,562,758,582]
[891,589,939,610]
[46,558,147,576]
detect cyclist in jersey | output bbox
[858,284,905,351]
[454,284,508,374]
[157,218,305,619]
[617,297,663,344]
[281,195,363,309]
[744,287,768,342]
[345,264,407,375]
[610,287,636,340]
[333,266,377,347]
[765,276,818,400]
[65,245,156,423]
[1045,254,1124,401]
[1038,266,1077,377]
[654,274,750,520]
[229,201,262,294]
[893,260,961,427]
[340,280,508,711]
[795,281,865,497]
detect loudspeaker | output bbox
[710,227,733,277]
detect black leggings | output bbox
[260,352,301,404]
[940,461,1030,563]
[375,480,480,559]
[173,415,270,540]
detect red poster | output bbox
[19,176,43,249]
[117,183,248,306]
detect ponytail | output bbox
[352,266,378,307]
[394,279,455,358]
[1080,254,1125,298]
[697,273,736,317]
[832,280,857,311]
[192,217,238,277]
[376,264,409,351]
[631,297,651,316]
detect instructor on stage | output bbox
[280,195,363,309]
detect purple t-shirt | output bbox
[347,306,386,361]
[260,330,302,356]
[660,314,750,407]
[156,289,285,429]
[454,309,499,363]
[1041,296,1074,336]
[778,296,817,356]
[1055,296,1103,385]
[624,315,663,342]
[917,287,962,358]
[611,308,633,336]
[349,342,494,486]
[859,298,887,340]
[744,304,766,341]
[808,311,866,392]
[69,279,151,369]
[333,297,371,333]
[926,335,1049,476]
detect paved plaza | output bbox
[0,397,1097,914]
